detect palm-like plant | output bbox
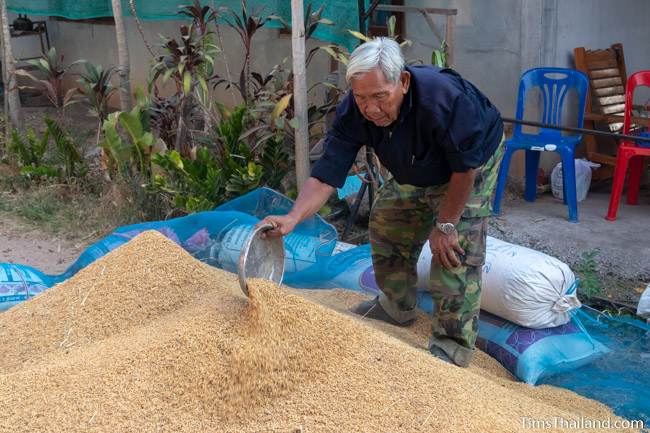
[149,23,219,156]
[150,25,218,97]
[14,47,80,109]
[304,3,334,65]
[178,0,217,36]
[67,62,121,146]
[217,0,277,103]
[72,62,121,122]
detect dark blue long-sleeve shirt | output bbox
[311,65,503,188]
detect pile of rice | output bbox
[0,231,637,432]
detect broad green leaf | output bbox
[198,76,208,93]
[39,58,52,72]
[169,151,184,170]
[119,110,144,144]
[347,30,371,42]
[319,46,339,59]
[162,68,175,83]
[183,71,192,95]
[272,94,292,119]
[135,86,147,106]
[387,15,397,38]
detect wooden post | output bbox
[291,0,310,190]
[0,12,7,150]
[0,0,23,129]
[111,0,132,111]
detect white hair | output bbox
[346,37,405,84]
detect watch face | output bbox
[439,223,455,234]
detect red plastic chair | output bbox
[606,71,650,221]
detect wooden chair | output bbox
[574,43,650,180]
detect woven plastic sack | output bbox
[416,236,581,329]
[473,310,610,384]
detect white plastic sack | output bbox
[637,283,650,321]
[416,236,581,329]
[551,159,600,202]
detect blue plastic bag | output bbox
[473,310,610,384]
[0,264,52,311]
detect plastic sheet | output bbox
[1,187,647,425]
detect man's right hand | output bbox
[256,177,335,239]
[257,214,298,238]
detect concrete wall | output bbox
[404,0,650,175]
[552,0,650,75]
[404,0,650,114]
[403,0,523,118]
[37,17,334,106]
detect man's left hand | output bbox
[429,228,465,270]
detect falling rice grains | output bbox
[0,231,640,432]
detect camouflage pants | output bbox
[369,136,504,367]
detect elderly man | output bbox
[259,37,504,367]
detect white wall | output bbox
[404,0,525,118]
[553,0,650,75]
[45,17,335,107]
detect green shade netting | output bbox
[7,0,366,51]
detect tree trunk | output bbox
[0,0,23,129]
[290,0,310,191]
[111,0,132,111]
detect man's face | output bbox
[350,68,410,127]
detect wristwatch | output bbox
[436,221,457,235]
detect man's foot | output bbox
[429,345,454,365]
[352,297,415,327]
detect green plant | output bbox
[8,127,49,168]
[150,24,218,97]
[149,19,219,156]
[152,148,224,212]
[242,59,341,160]
[151,105,289,213]
[67,61,122,149]
[8,125,60,181]
[302,3,334,65]
[44,117,83,180]
[71,62,121,122]
[14,47,80,109]
[6,117,84,182]
[178,0,218,36]
[216,0,279,103]
[431,39,448,68]
[101,88,158,179]
[574,249,603,299]
[148,93,181,148]
[213,104,289,196]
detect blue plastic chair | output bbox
[493,67,589,222]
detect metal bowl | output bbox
[237,223,285,296]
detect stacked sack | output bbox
[417,236,582,329]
